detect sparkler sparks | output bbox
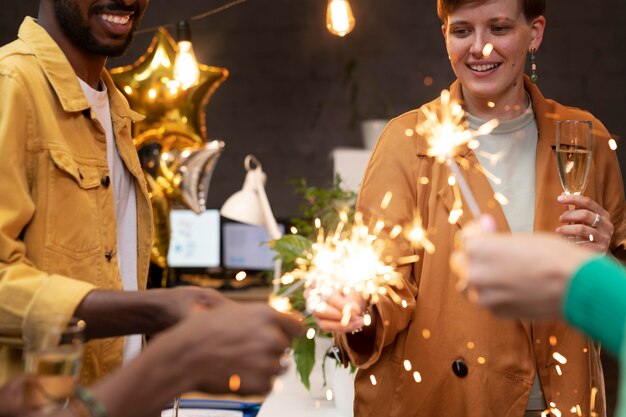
[228,374,241,392]
[405,215,435,254]
[416,90,499,220]
[269,294,291,313]
[326,389,333,401]
[552,352,568,364]
[273,210,406,316]
[370,375,378,386]
[493,192,509,206]
[482,43,494,57]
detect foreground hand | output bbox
[451,216,594,319]
[311,292,368,333]
[0,376,28,416]
[556,194,614,252]
[153,286,231,331]
[161,302,304,395]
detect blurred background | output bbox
[2,0,625,218]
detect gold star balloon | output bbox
[110,27,228,142]
[110,28,228,280]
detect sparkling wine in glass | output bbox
[556,120,592,195]
[556,120,593,240]
[24,317,85,413]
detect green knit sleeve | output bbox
[562,256,626,356]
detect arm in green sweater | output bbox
[563,256,626,356]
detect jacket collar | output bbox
[18,17,143,124]
[449,75,556,147]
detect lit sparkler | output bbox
[416,89,499,220]
[270,196,433,325]
[301,211,405,314]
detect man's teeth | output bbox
[470,63,499,72]
[100,14,131,25]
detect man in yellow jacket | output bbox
[0,0,228,385]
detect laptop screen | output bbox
[222,222,285,271]
[167,209,221,268]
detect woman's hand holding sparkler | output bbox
[311,291,370,334]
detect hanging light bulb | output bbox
[326,0,355,37]
[174,20,200,90]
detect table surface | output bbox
[180,360,346,417]
[256,365,345,417]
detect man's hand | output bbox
[149,286,231,331]
[556,193,614,252]
[0,377,28,417]
[172,302,304,395]
[83,302,303,417]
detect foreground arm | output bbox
[0,302,304,417]
[74,286,229,339]
[455,224,626,355]
[563,256,626,356]
[92,302,303,417]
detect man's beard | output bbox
[53,0,140,57]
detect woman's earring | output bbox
[529,47,538,83]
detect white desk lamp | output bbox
[221,155,282,291]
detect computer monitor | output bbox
[222,221,285,271]
[167,209,221,269]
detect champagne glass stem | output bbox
[171,395,181,417]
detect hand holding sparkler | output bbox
[310,291,368,333]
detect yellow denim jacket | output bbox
[0,18,153,385]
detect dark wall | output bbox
[2,0,625,218]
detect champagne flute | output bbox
[23,317,85,413]
[556,120,593,241]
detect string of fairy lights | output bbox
[136,0,356,88]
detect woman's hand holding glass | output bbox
[555,193,614,252]
[554,120,614,251]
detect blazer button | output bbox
[104,250,113,262]
[452,359,468,378]
[101,176,111,188]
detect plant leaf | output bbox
[270,234,312,272]
[292,336,315,390]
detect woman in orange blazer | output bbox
[313,0,626,416]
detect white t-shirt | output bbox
[78,78,142,364]
[468,102,537,233]
[468,100,547,411]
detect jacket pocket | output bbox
[45,149,102,259]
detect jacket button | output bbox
[104,250,113,262]
[452,359,468,378]
[101,176,111,187]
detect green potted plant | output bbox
[270,175,357,390]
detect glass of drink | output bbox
[556,120,593,241]
[23,317,86,413]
